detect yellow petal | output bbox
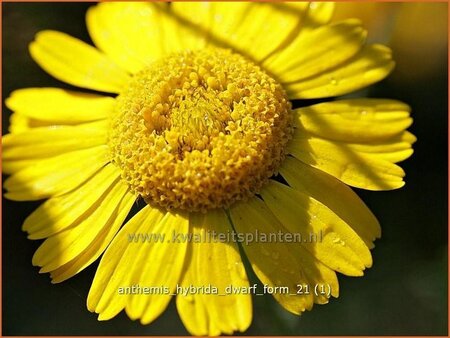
[164,2,210,52]
[291,245,339,304]
[177,260,219,336]
[176,210,252,336]
[2,120,107,160]
[8,112,30,133]
[366,148,414,163]
[343,134,414,164]
[5,88,114,123]
[4,145,110,201]
[88,3,196,61]
[87,3,169,73]
[311,135,413,155]
[401,131,418,145]
[288,135,406,190]
[132,211,189,325]
[231,197,339,306]
[233,197,339,305]
[282,2,334,26]
[8,112,54,134]
[87,206,160,319]
[294,99,412,143]
[3,159,40,175]
[176,218,216,336]
[29,30,130,93]
[303,2,335,24]
[23,163,120,239]
[286,44,394,99]
[265,19,366,83]
[261,180,372,276]
[32,178,130,272]
[88,208,188,324]
[50,191,136,283]
[229,197,314,314]
[172,2,301,61]
[280,156,380,248]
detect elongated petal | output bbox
[291,245,339,304]
[50,191,135,283]
[265,20,366,83]
[23,163,120,239]
[231,197,339,306]
[87,206,160,320]
[87,3,170,73]
[362,148,414,163]
[230,197,314,314]
[177,254,218,335]
[161,2,209,52]
[2,158,40,175]
[284,2,335,26]
[88,207,188,324]
[2,121,107,160]
[32,178,131,272]
[5,88,114,123]
[8,112,56,134]
[172,2,301,62]
[125,211,189,325]
[295,99,412,143]
[8,112,33,133]
[261,180,372,276]
[280,156,380,248]
[286,44,394,99]
[176,210,252,336]
[4,145,110,201]
[288,135,406,190]
[342,134,415,163]
[29,30,130,93]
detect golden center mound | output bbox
[109,48,294,212]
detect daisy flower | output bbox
[3,2,415,335]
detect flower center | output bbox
[109,48,293,212]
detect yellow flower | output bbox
[3,2,415,335]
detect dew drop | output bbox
[329,77,339,86]
[184,294,195,303]
[235,262,248,281]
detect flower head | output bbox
[3,2,414,335]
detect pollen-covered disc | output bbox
[109,48,293,211]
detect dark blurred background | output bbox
[2,2,448,335]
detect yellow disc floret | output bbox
[109,48,293,212]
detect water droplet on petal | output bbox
[234,262,248,281]
[184,294,195,303]
[329,77,339,86]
